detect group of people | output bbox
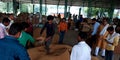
[40,14,120,60]
[70,17,120,60]
[90,18,120,60]
[0,14,68,59]
[0,14,36,59]
[0,13,120,60]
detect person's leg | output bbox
[105,50,114,60]
[45,37,52,54]
[109,51,114,60]
[95,38,102,56]
[105,50,109,60]
[101,40,107,57]
[58,31,65,44]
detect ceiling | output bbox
[1,0,120,9]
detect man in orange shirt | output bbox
[58,18,68,44]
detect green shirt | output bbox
[18,31,35,47]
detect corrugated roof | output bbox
[1,0,120,9]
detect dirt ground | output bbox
[29,29,120,60]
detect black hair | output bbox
[92,18,96,21]
[8,14,14,17]
[47,15,54,21]
[2,17,10,23]
[9,22,22,35]
[78,31,87,40]
[20,22,30,30]
[62,18,66,20]
[107,26,114,31]
[115,25,120,34]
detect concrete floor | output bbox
[29,29,120,60]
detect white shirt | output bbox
[70,41,91,60]
[0,23,8,39]
[6,18,14,29]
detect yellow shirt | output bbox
[106,35,119,51]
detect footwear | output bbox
[100,55,105,58]
[92,54,97,56]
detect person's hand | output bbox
[105,40,113,45]
[45,36,51,41]
[36,36,45,41]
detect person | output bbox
[89,18,100,48]
[0,17,10,39]
[70,31,91,60]
[18,22,35,48]
[40,15,55,54]
[58,18,68,44]
[105,26,119,60]
[94,18,109,57]
[25,17,33,36]
[75,15,83,31]
[67,17,72,30]
[6,14,15,29]
[0,23,30,60]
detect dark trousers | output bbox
[45,36,53,53]
[76,21,80,29]
[58,31,65,44]
[88,35,97,49]
[105,50,114,60]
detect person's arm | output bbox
[40,23,47,36]
[113,36,119,46]
[28,34,35,44]
[65,23,68,32]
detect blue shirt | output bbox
[0,36,30,60]
[92,22,100,35]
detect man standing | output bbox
[105,26,119,60]
[0,18,10,39]
[40,15,55,54]
[0,23,30,60]
[58,18,67,44]
[70,31,91,60]
[6,14,15,29]
[89,18,100,48]
[94,18,109,57]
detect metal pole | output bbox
[57,0,60,14]
[39,0,42,15]
[7,2,9,13]
[31,0,34,13]
[13,0,16,14]
[68,0,73,17]
[45,0,47,15]
[108,0,115,23]
[79,8,81,16]
[19,2,22,13]
[64,0,68,18]
[87,0,92,18]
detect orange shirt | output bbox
[58,22,68,32]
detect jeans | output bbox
[59,31,65,44]
[105,50,114,60]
